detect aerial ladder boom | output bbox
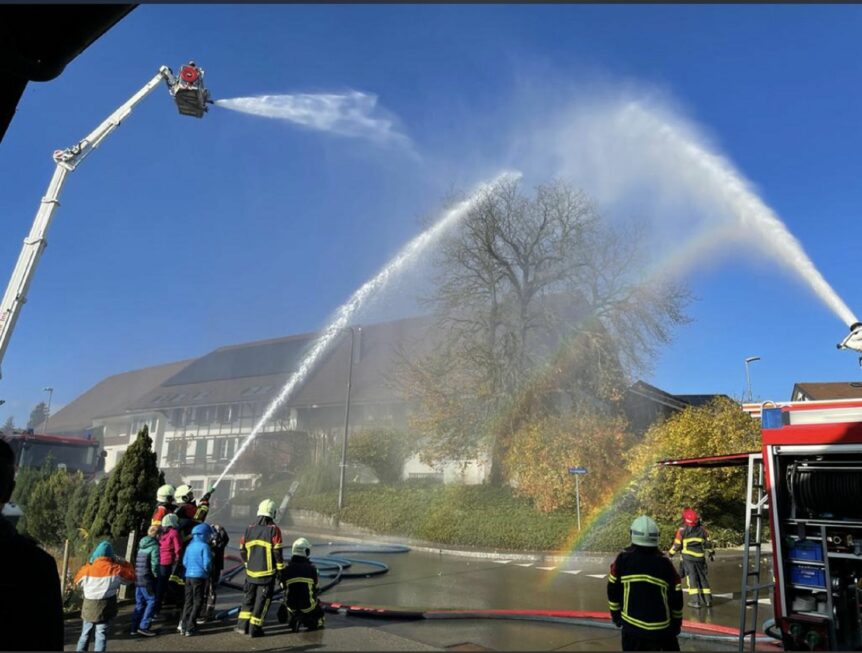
[0,63,210,379]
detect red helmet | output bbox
[683,508,699,525]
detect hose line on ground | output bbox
[213,542,771,644]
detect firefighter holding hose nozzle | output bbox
[278,537,325,632]
[608,515,683,651]
[174,484,213,539]
[668,508,715,608]
[235,499,285,638]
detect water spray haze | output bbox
[623,102,858,328]
[529,92,857,328]
[215,170,521,486]
[215,91,411,148]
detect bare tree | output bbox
[400,178,690,485]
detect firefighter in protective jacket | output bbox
[278,537,325,631]
[150,484,175,527]
[235,499,284,638]
[668,508,715,608]
[174,484,212,540]
[607,515,683,651]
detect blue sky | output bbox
[3,4,862,424]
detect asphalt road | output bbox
[63,528,770,651]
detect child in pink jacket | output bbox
[153,513,182,617]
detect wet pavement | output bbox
[63,526,772,651]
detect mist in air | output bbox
[494,86,856,327]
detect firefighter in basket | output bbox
[668,507,715,608]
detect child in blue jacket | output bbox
[179,523,212,636]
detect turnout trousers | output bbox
[236,578,274,632]
[682,558,712,605]
[286,603,325,631]
[621,630,680,651]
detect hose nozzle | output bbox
[837,322,862,352]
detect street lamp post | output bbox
[338,327,359,512]
[744,357,760,403]
[43,386,54,433]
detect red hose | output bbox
[324,602,769,639]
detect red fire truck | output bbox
[1,431,104,527]
[2,430,104,478]
[662,398,862,651]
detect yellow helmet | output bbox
[292,537,311,558]
[257,499,277,519]
[175,484,193,502]
[156,484,175,503]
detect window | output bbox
[217,405,232,424]
[195,406,211,425]
[234,478,254,493]
[194,440,206,464]
[171,408,184,427]
[166,440,184,464]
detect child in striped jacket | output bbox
[74,540,135,651]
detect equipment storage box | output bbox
[788,540,824,562]
[791,564,826,588]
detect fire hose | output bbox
[213,543,776,645]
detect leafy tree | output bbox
[2,416,14,434]
[625,397,760,526]
[77,476,105,550]
[348,428,415,485]
[27,402,49,430]
[88,425,161,539]
[402,178,689,484]
[65,472,94,543]
[506,411,632,514]
[10,455,56,508]
[19,468,71,546]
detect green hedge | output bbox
[233,483,750,552]
[293,484,611,551]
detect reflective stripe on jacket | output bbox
[282,555,320,612]
[669,524,712,560]
[150,503,173,526]
[607,545,683,636]
[240,517,284,582]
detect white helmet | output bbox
[156,484,175,503]
[175,484,193,503]
[161,513,179,529]
[257,499,277,519]
[292,537,311,558]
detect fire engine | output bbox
[2,430,104,478]
[1,430,105,526]
[761,399,862,650]
[663,397,862,651]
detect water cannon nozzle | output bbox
[838,322,862,352]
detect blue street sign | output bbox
[568,466,588,475]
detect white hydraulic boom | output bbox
[0,62,211,379]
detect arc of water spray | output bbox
[623,102,858,328]
[214,169,522,488]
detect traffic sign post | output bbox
[567,467,588,530]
